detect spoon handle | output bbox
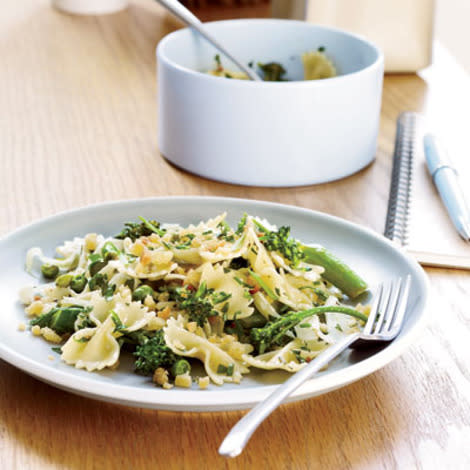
[155,0,262,81]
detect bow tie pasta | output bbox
[19,213,369,389]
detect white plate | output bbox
[0,197,428,411]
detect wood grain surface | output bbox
[1,1,470,469]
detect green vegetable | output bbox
[239,311,268,329]
[55,273,73,288]
[70,274,87,293]
[250,306,368,354]
[300,245,368,298]
[253,221,305,267]
[101,241,120,261]
[132,285,156,302]
[299,285,329,303]
[88,273,108,294]
[258,62,286,81]
[217,363,234,376]
[248,270,278,301]
[236,213,248,235]
[41,264,59,279]
[75,310,95,330]
[133,330,176,376]
[89,259,107,277]
[115,218,165,241]
[103,283,116,301]
[173,282,218,327]
[110,310,126,332]
[30,305,92,336]
[228,257,248,270]
[171,359,191,377]
[138,216,166,237]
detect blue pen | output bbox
[424,133,470,241]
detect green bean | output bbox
[300,245,368,298]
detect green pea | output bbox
[55,273,72,287]
[171,359,191,377]
[41,264,59,279]
[132,285,155,302]
[70,274,87,293]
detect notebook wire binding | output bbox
[384,112,421,244]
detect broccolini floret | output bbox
[30,305,92,336]
[250,306,368,354]
[173,282,218,327]
[115,216,165,241]
[252,219,304,267]
[133,329,176,376]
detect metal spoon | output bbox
[155,0,262,81]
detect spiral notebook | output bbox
[384,112,470,269]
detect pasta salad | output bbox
[19,213,369,389]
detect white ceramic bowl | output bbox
[157,19,384,187]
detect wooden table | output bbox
[2,2,470,469]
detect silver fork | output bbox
[219,276,412,458]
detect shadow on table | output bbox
[1,357,413,470]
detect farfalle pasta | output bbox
[19,213,369,389]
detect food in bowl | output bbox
[19,213,369,389]
[208,47,336,81]
[157,19,384,186]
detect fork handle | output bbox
[219,332,361,458]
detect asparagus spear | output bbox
[300,245,368,299]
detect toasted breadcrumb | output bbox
[48,355,55,361]
[25,300,43,316]
[158,306,171,320]
[175,373,192,388]
[140,249,152,266]
[41,327,62,344]
[31,325,41,336]
[153,367,170,387]
[198,376,210,390]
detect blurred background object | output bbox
[272,0,434,72]
[53,0,128,14]
[181,0,270,20]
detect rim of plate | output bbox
[0,196,429,411]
